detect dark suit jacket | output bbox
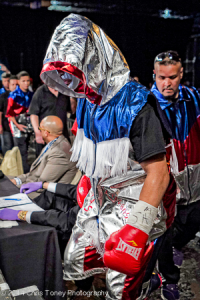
[31,183,79,256]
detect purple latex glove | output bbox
[20,182,43,194]
[0,208,20,220]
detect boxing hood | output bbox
[40,13,130,105]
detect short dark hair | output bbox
[17,71,30,80]
[154,51,182,67]
[10,75,18,80]
[1,72,11,79]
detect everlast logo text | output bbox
[116,238,142,260]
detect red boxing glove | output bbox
[77,175,91,208]
[104,224,149,276]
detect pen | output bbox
[4,198,21,201]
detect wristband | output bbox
[14,177,22,186]
[127,200,158,235]
[17,211,28,221]
[42,181,46,189]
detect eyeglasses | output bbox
[155,51,181,63]
[38,126,50,133]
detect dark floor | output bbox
[65,237,200,300]
[149,237,200,300]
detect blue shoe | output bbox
[161,284,180,300]
[173,247,183,268]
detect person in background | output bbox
[29,84,70,157]
[6,71,33,173]
[151,50,200,300]
[9,115,77,199]
[0,75,18,155]
[69,97,77,120]
[0,177,82,257]
[133,76,139,82]
[0,72,10,95]
[0,64,10,81]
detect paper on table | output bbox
[0,193,32,209]
[0,220,19,228]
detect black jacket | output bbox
[31,183,79,256]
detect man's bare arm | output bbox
[30,114,44,144]
[140,153,170,208]
[0,112,3,134]
[42,182,49,189]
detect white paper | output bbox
[0,220,19,228]
[0,193,44,212]
[0,193,32,209]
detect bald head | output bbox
[40,116,63,136]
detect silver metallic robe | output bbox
[40,14,172,300]
[63,163,168,300]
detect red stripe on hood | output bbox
[40,61,102,105]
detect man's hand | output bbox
[104,225,149,276]
[0,208,20,221]
[43,182,49,189]
[35,130,44,144]
[17,124,27,132]
[0,64,10,73]
[0,125,3,135]
[20,182,43,194]
[10,178,17,185]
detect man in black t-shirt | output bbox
[29,84,70,156]
[0,75,18,155]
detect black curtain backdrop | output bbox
[0,6,193,87]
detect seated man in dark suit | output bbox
[0,176,89,257]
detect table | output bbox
[0,176,65,300]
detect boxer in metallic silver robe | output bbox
[40,14,176,300]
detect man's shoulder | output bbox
[32,84,46,98]
[124,81,150,100]
[181,84,199,97]
[9,86,24,99]
[9,89,18,99]
[0,91,9,101]
[136,92,158,116]
[49,135,71,155]
[0,87,5,95]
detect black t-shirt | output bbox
[29,84,70,140]
[129,101,168,163]
[0,91,10,132]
